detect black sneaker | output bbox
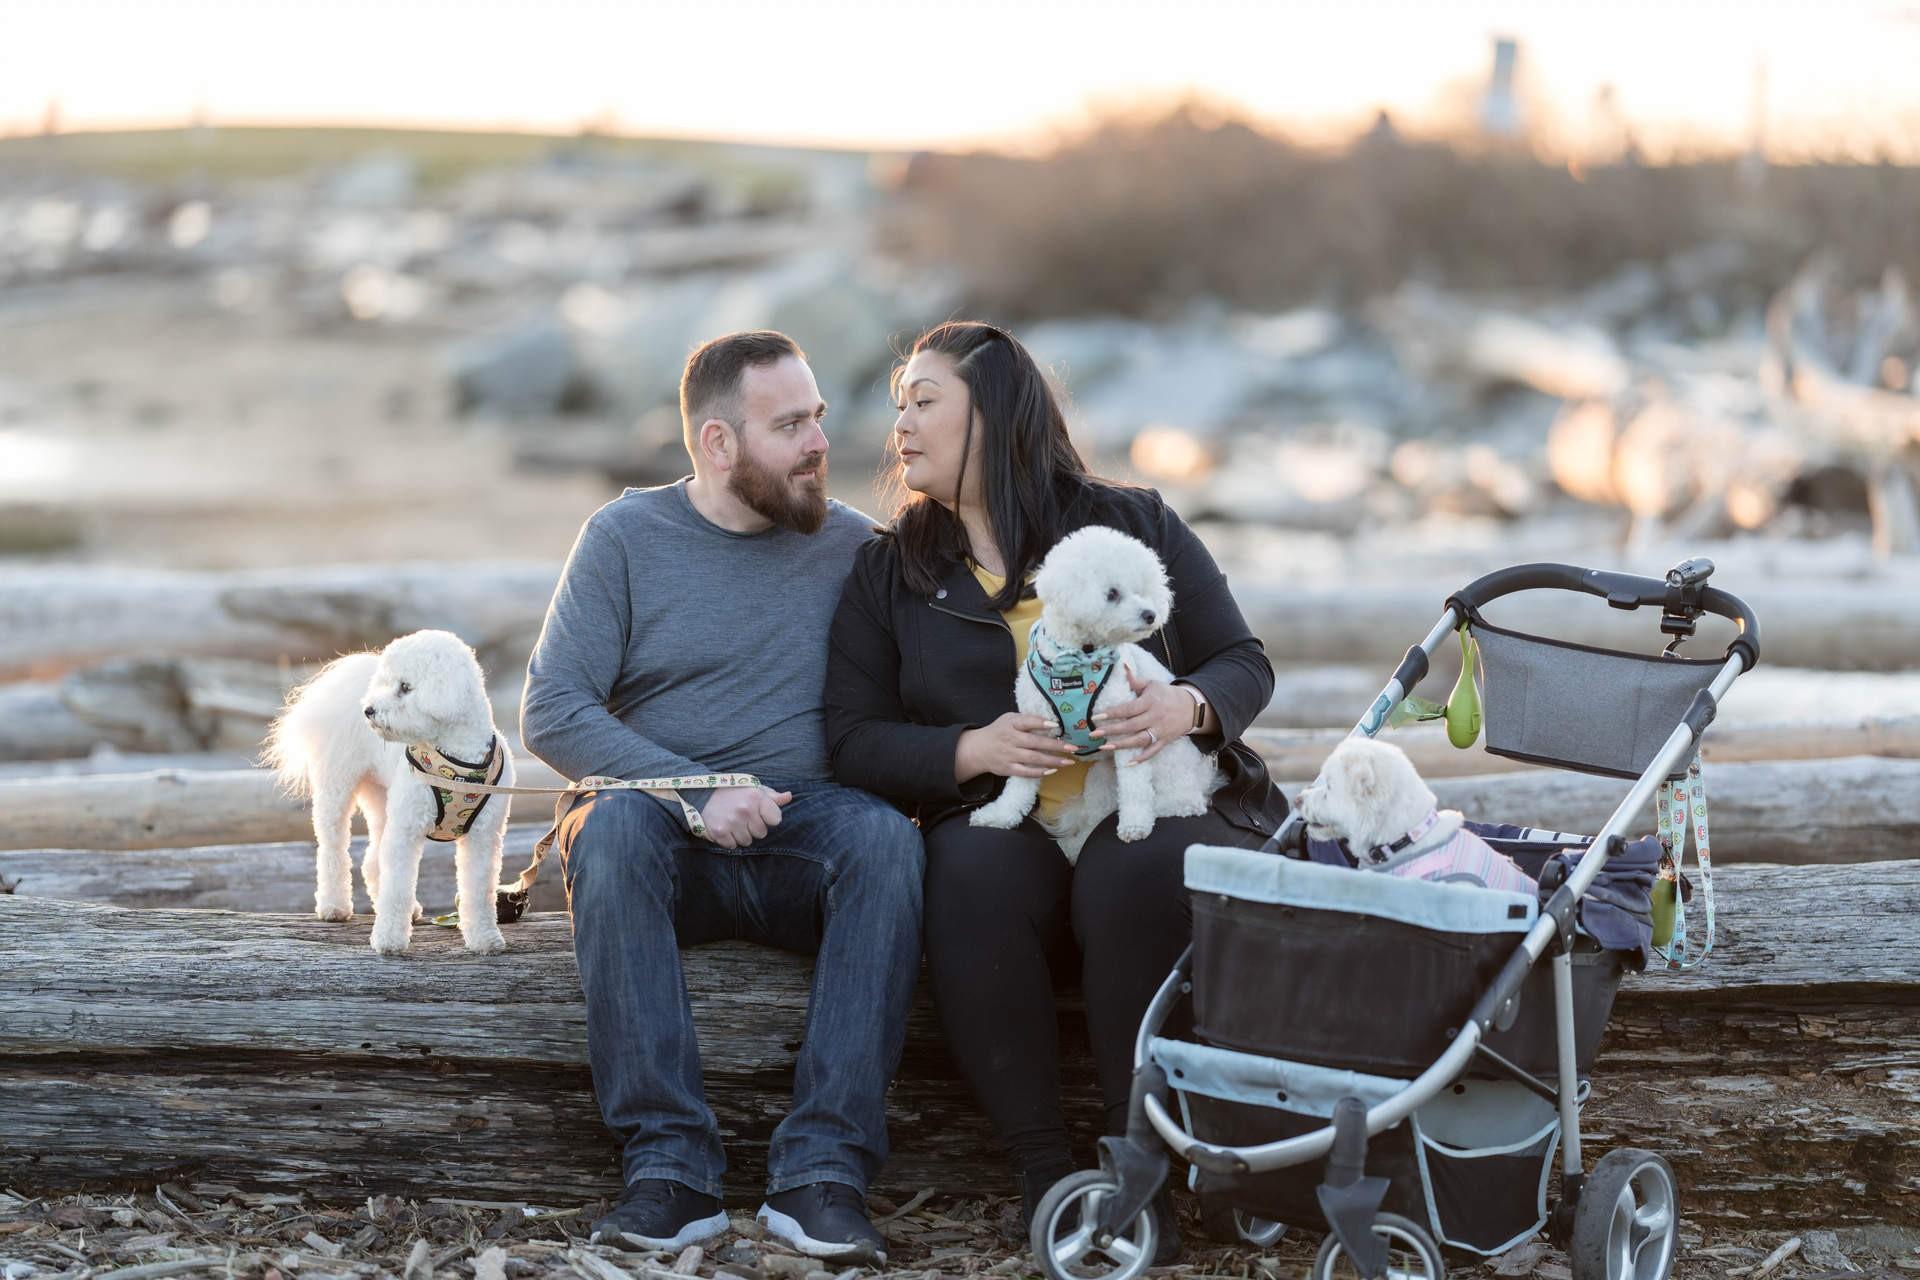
[756,1181,887,1265]
[590,1178,730,1250]
[1016,1155,1081,1231]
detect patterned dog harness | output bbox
[1025,621,1120,757]
[1368,809,1537,893]
[405,736,506,842]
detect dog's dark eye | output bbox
[1105,588,1120,603]
[397,682,411,696]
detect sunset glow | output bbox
[6,0,1920,159]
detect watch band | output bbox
[1178,682,1207,732]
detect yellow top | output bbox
[971,563,1090,827]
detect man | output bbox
[522,331,922,1265]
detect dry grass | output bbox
[0,126,836,202]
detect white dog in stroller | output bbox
[968,525,1221,859]
[1300,737,1535,893]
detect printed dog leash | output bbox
[1653,757,1714,969]
[412,767,763,926]
[390,768,761,837]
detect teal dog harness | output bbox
[1025,621,1121,757]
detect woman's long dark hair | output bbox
[886,321,1111,609]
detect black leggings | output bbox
[922,804,1268,1173]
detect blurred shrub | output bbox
[882,101,1920,320]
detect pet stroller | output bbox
[1028,560,1759,1280]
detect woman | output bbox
[824,321,1288,1249]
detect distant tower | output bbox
[1480,36,1523,139]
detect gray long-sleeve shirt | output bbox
[520,478,876,825]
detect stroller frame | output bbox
[1034,562,1760,1280]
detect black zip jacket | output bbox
[824,482,1288,837]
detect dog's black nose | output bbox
[1140,609,1157,626]
[363,706,377,719]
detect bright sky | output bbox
[6,0,1920,158]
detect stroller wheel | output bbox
[1199,1200,1287,1247]
[1570,1149,1679,1280]
[1029,1169,1158,1280]
[1312,1212,1445,1280]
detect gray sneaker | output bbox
[757,1182,887,1265]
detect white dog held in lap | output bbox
[263,629,514,956]
[1299,737,1535,893]
[969,526,1220,857]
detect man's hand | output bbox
[699,785,793,848]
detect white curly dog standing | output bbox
[969,526,1219,859]
[263,629,514,956]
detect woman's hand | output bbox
[1092,666,1195,763]
[956,712,1083,781]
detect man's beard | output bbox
[729,437,829,535]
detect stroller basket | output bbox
[1156,1036,1583,1256]
[1188,846,1627,1080]
[1469,611,1721,781]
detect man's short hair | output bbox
[679,330,805,457]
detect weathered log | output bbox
[0,749,256,782]
[0,563,557,682]
[2,862,1915,1227]
[0,757,567,851]
[3,751,1913,863]
[54,706,1916,788]
[0,654,534,764]
[1417,756,1920,865]
[1372,284,1632,401]
[0,657,296,762]
[0,681,104,761]
[1236,577,1920,672]
[8,562,1920,681]
[1244,715,1920,780]
[0,828,571,915]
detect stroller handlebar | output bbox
[1444,562,1760,669]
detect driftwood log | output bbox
[7,562,1920,681]
[0,757,567,851]
[0,563,558,682]
[0,656,530,764]
[0,750,257,782]
[1235,578,1920,673]
[1,828,571,916]
[1,862,1915,1228]
[1251,717,1920,779]
[3,752,1914,862]
[7,646,1919,768]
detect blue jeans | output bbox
[558,781,924,1198]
